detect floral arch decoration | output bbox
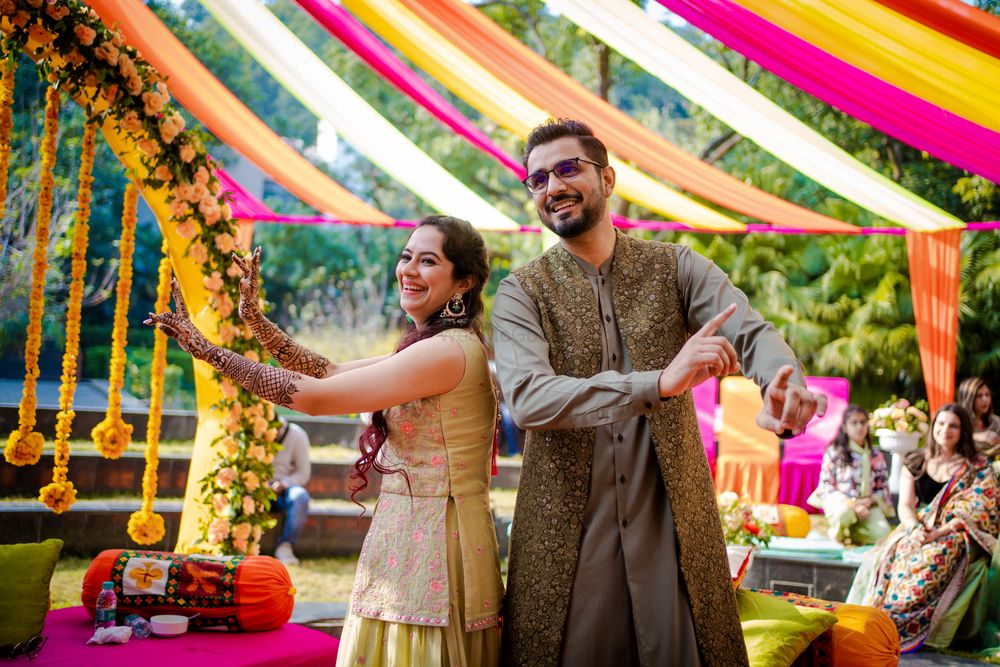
[1,0,280,556]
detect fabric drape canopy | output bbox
[198,0,518,231]
[294,0,524,179]
[872,0,1000,60]
[550,0,963,232]
[336,0,749,230]
[367,0,857,233]
[730,0,1000,134]
[86,0,391,225]
[656,0,1000,187]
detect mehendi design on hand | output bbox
[145,278,303,407]
[232,247,332,379]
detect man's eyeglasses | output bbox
[4,635,47,661]
[521,157,606,194]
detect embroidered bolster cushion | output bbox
[82,549,295,631]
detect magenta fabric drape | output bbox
[656,0,1000,185]
[294,0,525,179]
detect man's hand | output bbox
[270,480,287,494]
[144,278,213,360]
[231,246,263,325]
[756,366,827,436]
[658,304,740,398]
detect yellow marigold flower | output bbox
[128,510,165,545]
[39,480,77,514]
[92,417,133,459]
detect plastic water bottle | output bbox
[124,614,152,638]
[95,581,118,629]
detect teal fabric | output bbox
[0,539,64,650]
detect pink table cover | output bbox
[779,377,850,512]
[33,606,338,666]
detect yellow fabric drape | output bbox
[906,230,961,413]
[365,0,858,233]
[731,0,1000,134]
[342,0,747,231]
[86,0,391,225]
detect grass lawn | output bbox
[50,555,359,609]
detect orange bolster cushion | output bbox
[82,549,295,632]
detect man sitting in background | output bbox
[270,417,311,566]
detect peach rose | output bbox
[10,10,30,27]
[221,435,239,457]
[119,110,142,134]
[188,240,208,265]
[216,466,238,489]
[216,292,234,318]
[232,538,249,554]
[136,138,158,158]
[169,200,190,221]
[241,472,260,493]
[207,517,230,544]
[27,24,56,45]
[213,232,235,255]
[45,3,69,20]
[64,49,85,66]
[243,348,259,363]
[74,23,96,46]
[252,524,263,541]
[124,74,143,96]
[179,144,196,163]
[174,220,196,240]
[221,202,233,222]
[194,165,210,185]
[242,496,255,516]
[156,81,171,104]
[190,181,208,202]
[118,55,137,80]
[252,416,268,438]
[220,378,239,400]
[153,165,173,183]
[174,181,195,202]
[203,270,224,293]
[0,0,18,14]
[94,41,119,66]
[141,90,165,116]
[212,493,230,513]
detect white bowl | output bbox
[150,614,189,637]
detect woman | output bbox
[848,404,999,652]
[148,215,503,666]
[958,376,1000,458]
[808,405,893,545]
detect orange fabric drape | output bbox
[872,0,1000,61]
[86,0,391,225]
[906,229,961,413]
[389,0,857,233]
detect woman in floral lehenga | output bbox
[848,403,1000,652]
[149,215,503,666]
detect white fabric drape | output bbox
[550,0,964,232]
[200,0,518,231]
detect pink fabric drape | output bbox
[294,0,524,179]
[656,0,1000,185]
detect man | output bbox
[492,118,826,666]
[270,417,311,566]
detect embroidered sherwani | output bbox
[493,232,803,667]
[337,329,503,667]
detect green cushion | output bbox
[738,589,838,667]
[0,539,64,650]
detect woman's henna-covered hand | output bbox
[231,247,332,379]
[145,278,304,407]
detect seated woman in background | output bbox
[958,376,1000,458]
[848,403,999,652]
[808,405,893,545]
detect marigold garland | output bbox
[128,239,170,545]
[5,85,59,467]
[92,183,138,458]
[5,0,279,553]
[0,61,16,222]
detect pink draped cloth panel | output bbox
[778,376,850,512]
[294,0,525,179]
[32,606,339,666]
[656,0,1000,185]
[692,377,719,478]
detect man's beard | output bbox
[542,194,605,239]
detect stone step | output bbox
[1,452,522,501]
[0,499,513,560]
